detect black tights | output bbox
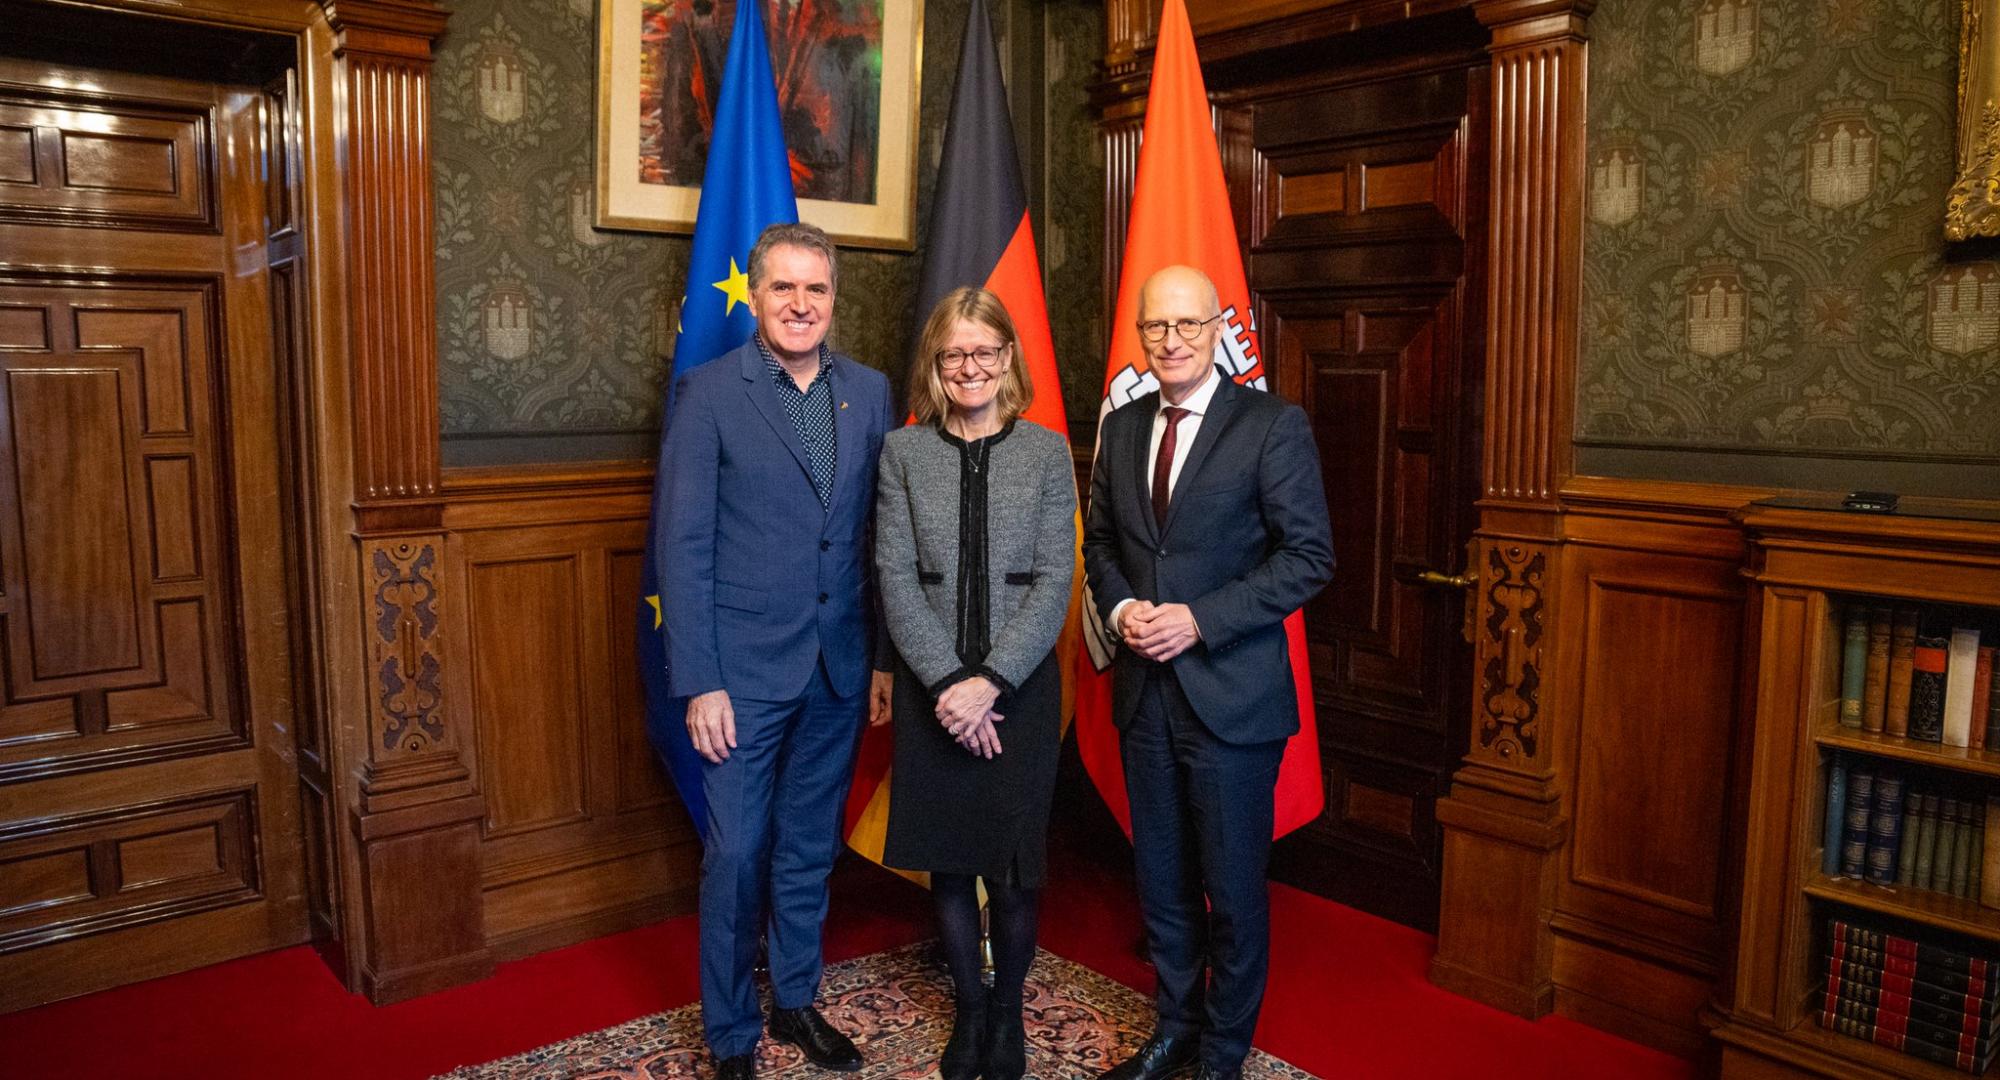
[932,873,1040,1008]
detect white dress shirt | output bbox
[1111,366,1222,640]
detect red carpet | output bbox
[0,843,1691,1080]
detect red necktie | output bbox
[1152,406,1190,529]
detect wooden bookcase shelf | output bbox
[1714,498,2000,1080]
[1803,874,2000,947]
[1816,727,2000,784]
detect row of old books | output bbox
[1821,913,2000,1074]
[1823,755,2000,905]
[1838,603,2000,748]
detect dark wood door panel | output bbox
[0,59,307,1011]
[1269,295,1461,725]
[0,283,243,778]
[1241,58,1486,933]
[0,88,215,230]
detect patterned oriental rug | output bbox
[431,943,1316,1080]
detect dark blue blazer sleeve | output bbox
[654,371,724,698]
[1185,404,1335,650]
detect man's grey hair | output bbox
[748,221,839,293]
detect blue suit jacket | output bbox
[654,340,895,702]
[1082,372,1335,745]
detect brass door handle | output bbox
[1417,569,1479,590]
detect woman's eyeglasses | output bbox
[936,346,1008,371]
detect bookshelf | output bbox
[1714,497,2000,1080]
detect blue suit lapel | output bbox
[827,357,861,521]
[738,342,813,482]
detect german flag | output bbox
[842,0,1081,878]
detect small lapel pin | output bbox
[840,401,849,409]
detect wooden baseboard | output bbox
[360,948,495,1005]
[1427,954,1555,1018]
[487,889,693,964]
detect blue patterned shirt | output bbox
[756,333,838,509]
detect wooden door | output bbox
[0,59,309,1009]
[1232,51,1489,932]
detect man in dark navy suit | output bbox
[1083,266,1335,1080]
[654,222,895,1080]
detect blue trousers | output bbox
[1121,667,1284,1071]
[699,662,865,1057]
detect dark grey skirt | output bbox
[882,650,1061,886]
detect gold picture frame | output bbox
[1949,0,2000,240]
[594,0,924,250]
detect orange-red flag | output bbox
[1075,0,1325,839]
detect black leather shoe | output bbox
[1191,1065,1241,1080]
[940,994,988,1080]
[770,1005,864,1071]
[982,993,1026,1080]
[1097,1033,1197,1080]
[715,1053,756,1080]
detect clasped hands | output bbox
[1117,600,1200,661]
[935,676,1003,759]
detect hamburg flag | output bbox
[1073,0,1325,839]
[638,0,799,843]
[842,0,1081,871]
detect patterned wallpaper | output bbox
[1579,0,2000,465]
[433,0,1105,462]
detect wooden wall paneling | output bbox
[440,466,697,963]
[1542,510,1748,1056]
[1428,0,1593,1020]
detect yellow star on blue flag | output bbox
[713,258,751,316]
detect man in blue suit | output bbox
[1084,266,1334,1080]
[655,222,895,1080]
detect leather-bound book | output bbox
[1864,607,1892,733]
[1888,608,1920,738]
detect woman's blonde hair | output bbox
[908,286,1035,427]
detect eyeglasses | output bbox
[936,345,1007,371]
[1137,315,1222,343]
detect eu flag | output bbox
[639,0,799,842]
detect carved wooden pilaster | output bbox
[321,0,490,1004]
[1429,0,1592,1019]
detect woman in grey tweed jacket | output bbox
[874,287,1077,1080]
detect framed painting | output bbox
[595,0,923,250]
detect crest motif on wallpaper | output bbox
[1580,0,2000,458]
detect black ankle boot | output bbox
[940,994,987,1080]
[983,992,1025,1080]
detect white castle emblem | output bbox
[571,181,604,247]
[1927,265,2000,356]
[482,285,533,360]
[1695,0,1756,77]
[1807,111,1875,209]
[1589,144,1642,226]
[478,45,525,125]
[1686,265,1747,358]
